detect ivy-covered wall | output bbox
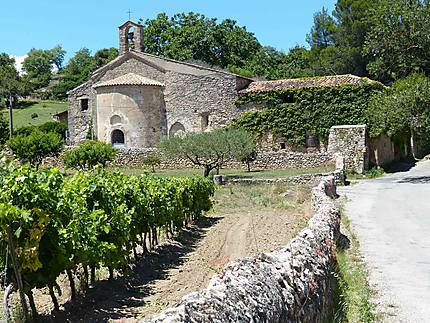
[232,83,386,147]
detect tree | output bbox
[364,0,430,82]
[7,130,64,169]
[141,154,162,173]
[306,7,336,49]
[141,12,261,70]
[161,129,256,177]
[0,53,23,106]
[93,48,118,70]
[368,74,430,141]
[64,140,117,170]
[22,46,65,92]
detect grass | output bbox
[211,182,312,214]
[332,206,378,323]
[346,166,386,180]
[2,99,67,130]
[115,164,335,179]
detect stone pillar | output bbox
[327,125,368,174]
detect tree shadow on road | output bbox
[41,216,221,323]
[397,176,430,184]
[382,157,416,174]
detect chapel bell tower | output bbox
[119,21,144,55]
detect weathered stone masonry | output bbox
[67,21,252,146]
[146,177,341,322]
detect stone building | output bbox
[67,21,252,148]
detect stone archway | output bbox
[111,129,125,145]
[169,122,186,137]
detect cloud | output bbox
[12,55,27,74]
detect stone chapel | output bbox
[67,20,253,148]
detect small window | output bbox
[201,114,209,130]
[81,99,89,111]
[280,142,286,150]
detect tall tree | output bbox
[364,0,430,82]
[141,12,261,70]
[306,7,336,49]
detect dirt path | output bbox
[129,206,310,321]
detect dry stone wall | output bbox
[115,148,333,170]
[146,177,341,322]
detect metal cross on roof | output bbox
[127,9,132,20]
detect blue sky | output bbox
[1,0,337,66]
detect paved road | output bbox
[339,160,430,322]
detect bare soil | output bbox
[1,183,312,322]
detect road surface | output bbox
[340,160,430,322]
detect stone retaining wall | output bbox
[115,148,333,170]
[146,177,341,322]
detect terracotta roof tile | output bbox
[239,74,375,94]
[93,73,164,88]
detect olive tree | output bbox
[161,128,256,177]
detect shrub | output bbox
[141,154,161,172]
[64,140,117,170]
[16,121,68,139]
[7,129,64,169]
[31,112,38,119]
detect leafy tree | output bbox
[364,0,430,82]
[22,46,65,92]
[306,7,336,49]
[64,140,117,170]
[0,53,23,107]
[367,74,430,141]
[7,130,64,168]
[141,12,261,70]
[161,128,256,177]
[93,48,119,70]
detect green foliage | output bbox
[22,46,66,92]
[16,121,67,139]
[141,154,162,172]
[233,83,385,146]
[0,158,214,316]
[161,128,256,177]
[367,74,430,140]
[0,113,9,145]
[306,7,336,49]
[53,48,118,100]
[0,53,24,106]
[64,140,117,170]
[7,130,64,168]
[364,0,430,82]
[141,12,261,70]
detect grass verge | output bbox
[331,208,378,323]
[2,99,67,129]
[116,165,335,179]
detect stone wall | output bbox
[114,148,333,170]
[327,125,368,174]
[147,177,341,322]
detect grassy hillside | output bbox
[2,100,67,130]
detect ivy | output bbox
[233,83,386,146]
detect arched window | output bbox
[111,129,125,146]
[169,122,186,137]
[110,115,122,125]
